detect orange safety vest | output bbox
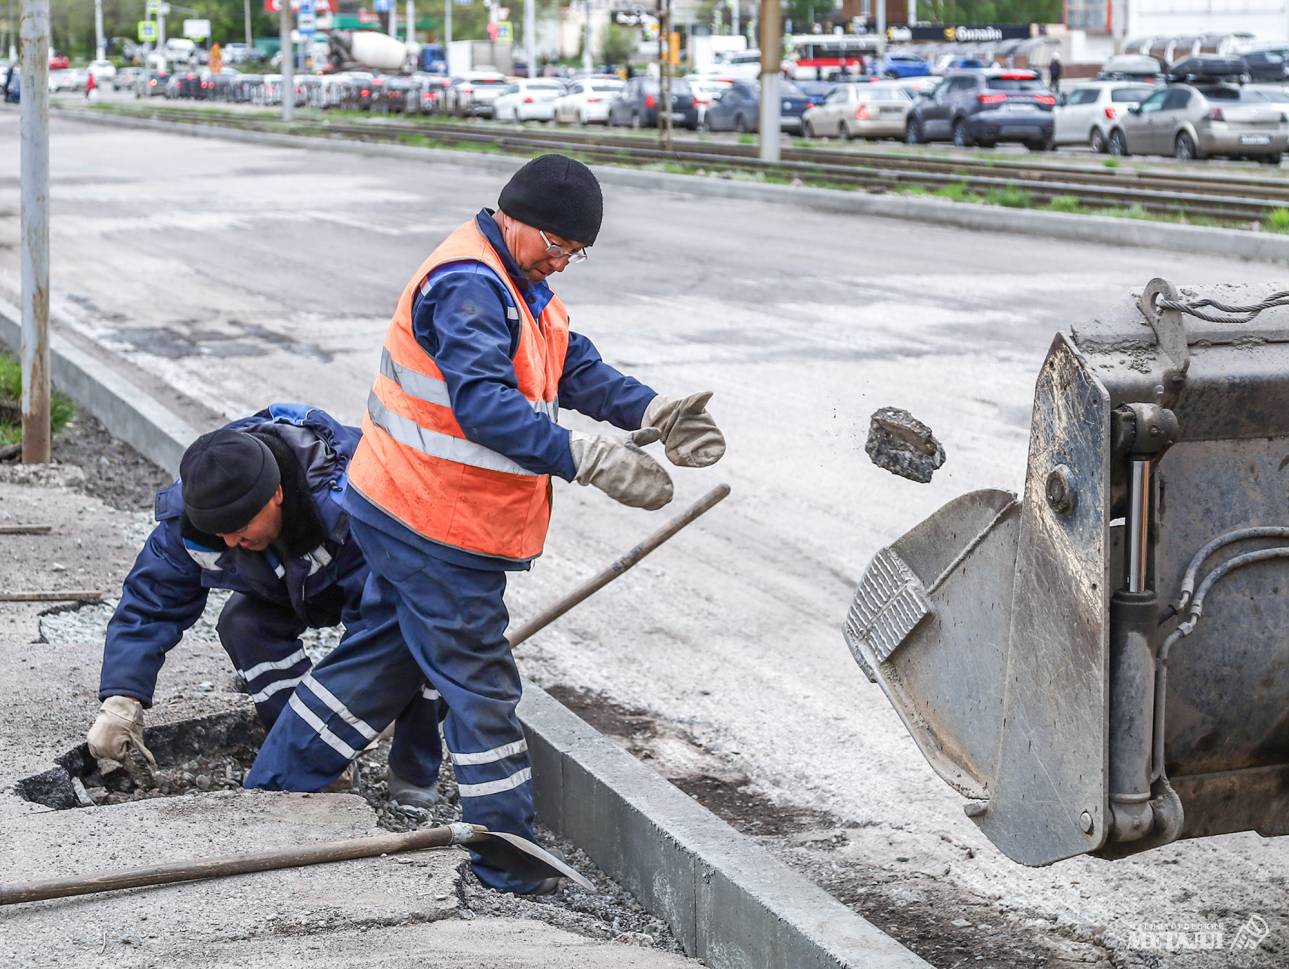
[347,218,570,563]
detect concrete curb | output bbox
[0,286,931,968]
[56,106,1289,264]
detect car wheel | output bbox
[1089,127,1107,153]
[1109,129,1129,156]
[905,118,923,145]
[838,121,850,141]
[579,110,588,125]
[976,140,996,149]
[735,115,749,133]
[803,119,816,139]
[1259,153,1282,166]
[1174,132,1196,161]
[952,118,973,148]
[631,111,642,130]
[1025,137,1052,152]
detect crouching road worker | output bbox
[87,403,443,808]
[245,155,726,893]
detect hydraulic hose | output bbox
[1175,527,1289,612]
[1152,545,1289,782]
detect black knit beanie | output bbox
[180,428,282,535]
[498,154,603,246]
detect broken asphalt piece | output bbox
[865,407,946,484]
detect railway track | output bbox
[70,103,1289,225]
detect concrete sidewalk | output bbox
[0,469,700,969]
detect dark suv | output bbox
[608,77,699,130]
[905,69,1056,150]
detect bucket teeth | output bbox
[844,548,932,679]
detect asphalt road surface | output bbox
[2,109,1286,966]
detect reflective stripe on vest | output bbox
[346,218,570,562]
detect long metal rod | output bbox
[0,523,52,534]
[507,483,730,649]
[19,0,50,465]
[0,824,476,906]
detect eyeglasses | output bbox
[540,229,589,264]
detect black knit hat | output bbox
[498,154,603,246]
[180,429,281,535]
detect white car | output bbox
[492,78,566,122]
[553,78,624,124]
[1054,80,1156,152]
[88,59,117,81]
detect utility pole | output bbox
[444,0,451,49]
[875,0,885,77]
[156,3,168,72]
[390,1,397,41]
[19,0,50,464]
[582,0,592,73]
[731,0,738,40]
[907,0,915,24]
[757,0,780,163]
[279,0,293,121]
[244,0,252,47]
[658,0,672,150]
[524,0,535,77]
[94,0,105,60]
[406,0,414,43]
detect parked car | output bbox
[87,59,117,82]
[1108,83,1288,162]
[232,73,264,104]
[410,72,452,114]
[1097,54,1167,83]
[703,79,812,133]
[113,66,144,91]
[1240,45,1289,83]
[222,42,259,65]
[553,78,624,125]
[48,50,70,71]
[166,70,213,100]
[444,72,509,117]
[337,72,376,110]
[880,52,931,79]
[136,70,170,97]
[793,79,835,108]
[378,76,417,113]
[608,77,699,130]
[1167,56,1249,84]
[895,74,942,98]
[492,78,566,122]
[687,78,731,127]
[802,81,914,140]
[932,54,988,75]
[1053,81,1155,152]
[905,69,1056,150]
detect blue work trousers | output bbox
[243,527,539,892]
[219,591,442,787]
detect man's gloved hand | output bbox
[642,391,726,468]
[86,696,157,767]
[569,428,674,510]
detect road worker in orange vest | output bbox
[246,154,725,893]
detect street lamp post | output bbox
[19,0,51,464]
[757,0,781,163]
[279,0,293,122]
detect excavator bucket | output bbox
[846,279,1289,866]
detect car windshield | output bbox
[863,84,912,99]
[781,81,806,97]
[1111,87,1154,101]
[986,77,1044,91]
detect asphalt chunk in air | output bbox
[865,407,946,484]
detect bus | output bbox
[787,34,881,80]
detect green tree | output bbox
[599,21,636,66]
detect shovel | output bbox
[0,822,592,906]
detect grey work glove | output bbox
[642,391,726,468]
[569,428,674,510]
[86,696,158,767]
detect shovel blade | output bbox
[471,830,596,891]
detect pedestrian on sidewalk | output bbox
[87,403,443,809]
[85,69,97,101]
[245,155,726,894]
[1048,51,1063,94]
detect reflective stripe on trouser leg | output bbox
[243,570,434,792]
[353,525,540,894]
[215,592,312,727]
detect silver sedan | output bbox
[801,82,915,140]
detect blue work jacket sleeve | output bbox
[413,270,578,481]
[559,330,658,431]
[100,519,211,706]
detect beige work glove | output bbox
[641,391,726,468]
[86,696,157,767]
[569,428,674,511]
